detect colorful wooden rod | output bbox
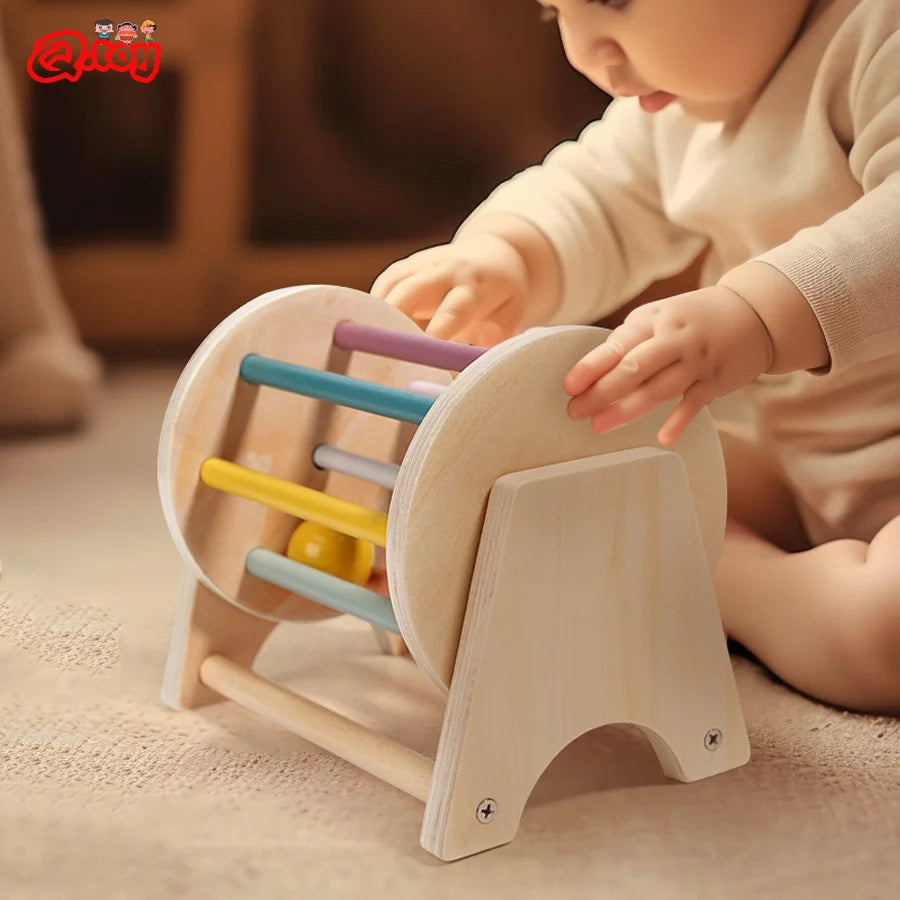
[240,353,435,425]
[333,320,487,372]
[246,548,400,634]
[407,379,447,399]
[200,458,388,546]
[312,443,399,490]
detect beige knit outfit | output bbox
[463,0,900,545]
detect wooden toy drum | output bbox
[159,284,748,861]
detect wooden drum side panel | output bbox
[387,326,726,691]
[159,284,452,621]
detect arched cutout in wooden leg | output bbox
[422,449,750,861]
[162,569,278,710]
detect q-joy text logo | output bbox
[27,19,160,85]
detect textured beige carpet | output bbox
[1,365,898,899]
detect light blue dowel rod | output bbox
[240,354,435,425]
[245,547,400,635]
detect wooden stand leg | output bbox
[162,568,277,710]
[422,449,750,861]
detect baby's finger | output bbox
[563,324,649,397]
[454,298,520,348]
[487,299,522,344]
[566,338,683,419]
[382,271,448,320]
[584,362,690,433]
[656,380,717,446]
[370,260,414,300]
[456,319,504,349]
[426,284,486,341]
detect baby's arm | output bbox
[718,263,829,374]
[373,99,706,341]
[564,283,776,445]
[371,213,562,346]
[745,10,900,376]
[562,267,832,445]
[562,247,833,447]
[568,10,900,444]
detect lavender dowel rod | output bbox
[333,320,487,372]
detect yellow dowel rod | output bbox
[200,458,388,547]
[200,655,434,802]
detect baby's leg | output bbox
[715,516,900,715]
[716,420,810,552]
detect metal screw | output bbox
[704,728,723,751]
[476,798,498,824]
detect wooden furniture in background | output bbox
[0,9,101,428]
[2,0,604,350]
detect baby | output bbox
[371,0,900,715]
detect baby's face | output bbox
[536,0,815,121]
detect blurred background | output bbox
[1,0,607,360]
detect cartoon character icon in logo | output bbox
[115,22,138,45]
[93,18,115,40]
[140,20,158,42]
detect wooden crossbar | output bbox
[240,353,435,424]
[200,458,388,546]
[200,654,434,802]
[312,443,399,490]
[246,548,400,634]
[333,320,487,372]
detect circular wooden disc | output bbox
[159,284,452,621]
[387,326,726,692]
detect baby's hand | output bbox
[563,286,774,445]
[371,234,529,346]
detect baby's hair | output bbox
[94,18,114,27]
[141,20,157,29]
[118,21,138,30]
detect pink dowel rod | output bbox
[407,380,447,399]
[333,320,487,372]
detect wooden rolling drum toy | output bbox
[159,284,750,861]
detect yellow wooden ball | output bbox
[286,521,374,586]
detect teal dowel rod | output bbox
[240,354,435,425]
[246,548,400,635]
